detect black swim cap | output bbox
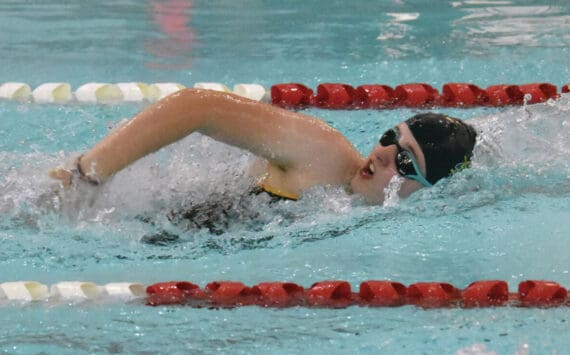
[405,113,477,185]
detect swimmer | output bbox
[50,89,477,204]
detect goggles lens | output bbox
[379,128,432,187]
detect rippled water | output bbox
[1,1,569,354]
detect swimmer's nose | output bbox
[374,144,397,168]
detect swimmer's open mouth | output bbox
[360,160,375,178]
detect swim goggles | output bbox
[379,128,432,187]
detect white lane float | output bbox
[75,83,124,103]
[233,83,267,101]
[150,82,186,99]
[103,282,146,299]
[193,82,230,92]
[32,82,73,103]
[0,281,49,301]
[0,82,31,100]
[0,81,269,104]
[50,281,103,300]
[116,82,159,102]
[0,281,145,304]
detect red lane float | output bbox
[146,281,199,306]
[270,83,314,108]
[314,83,355,109]
[441,83,488,107]
[407,282,461,308]
[358,281,407,307]
[518,83,558,104]
[394,83,440,107]
[354,85,395,108]
[251,282,305,307]
[305,281,353,308]
[485,85,524,106]
[145,279,570,308]
[461,280,509,307]
[518,280,567,307]
[270,82,564,109]
[205,281,257,307]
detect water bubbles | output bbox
[90,207,116,223]
[16,105,29,113]
[515,343,530,355]
[522,93,532,110]
[455,343,497,355]
[472,96,570,180]
[382,175,403,208]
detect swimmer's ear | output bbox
[49,167,73,188]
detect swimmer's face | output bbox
[350,123,427,204]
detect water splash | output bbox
[1,95,570,258]
[382,174,404,208]
[455,343,497,355]
[468,94,570,191]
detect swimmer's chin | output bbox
[349,177,422,206]
[349,192,387,206]
[363,194,386,205]
[347,179,386,205]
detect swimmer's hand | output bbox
[49,155,100,189]
[49,160,100,210]
[49,167,74,188]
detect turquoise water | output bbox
[1,1,570,354]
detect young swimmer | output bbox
[50,89,477,205]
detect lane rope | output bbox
[271,82,567,108]
[1,279,568,308]
[0,81,568,108]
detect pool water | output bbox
[1,1,569,353]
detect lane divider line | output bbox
[1,279,568,308]
[1,81,567,108]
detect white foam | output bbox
[382,175,404,208]
[514,343,530,355]
[455,344,497,355]
[386,12,420,22]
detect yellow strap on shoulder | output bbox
[260,183,299,201]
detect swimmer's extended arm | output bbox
[51,89,362,187]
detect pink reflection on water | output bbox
[145,0,197,70]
